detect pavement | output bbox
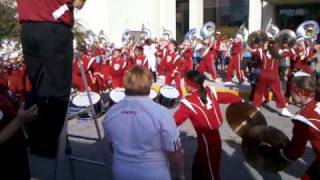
[29,77,315,180]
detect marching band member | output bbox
[279,75,320,180]
[180,40,193,75]
[132,46,148,68]
[110,49,127,88]
[94,57,111,91]
[8,57,25,101]
[156,39,169,75]
[293,39,317,75]
[198,39,219,81]
[164,40,184,99]
[252,40,293,117]
[225,34,244,84]
[174,70,242,180]
[143,39,157,82]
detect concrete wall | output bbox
[248,0,276,33]
[75,0,176,46]
[262,1,276,31]
[248,0,263,33]
[189,0,204,30]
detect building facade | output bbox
[76,0,320,45]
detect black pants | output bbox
[20,22,73,158]
[0,130,30,180]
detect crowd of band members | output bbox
[0,31,319,110]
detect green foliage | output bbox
[218,26,239,39]
[0,1,20,39]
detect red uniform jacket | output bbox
[181,48,193,74]
[174,87,242,131]
[293,47,316,74]
[164,51,183,76]
[8,65,25,93]
[282,100,320,179]
[256,48,280,76]
[132,54,148,68]
[157,47,169,75]
[284,100,320,160]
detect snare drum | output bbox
[159,85,179,108]
[149,89,158,101]
[109,88,125,107]
[72,91,102,117]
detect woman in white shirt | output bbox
[103,66,185,180]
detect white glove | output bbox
[52,4,69,20]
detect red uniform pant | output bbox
[165,72,183,99]
[199,60,218,80]
[253,72,287,108]
[193,130,221,180]
[226,54,243,82]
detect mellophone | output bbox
[69,85,181,119]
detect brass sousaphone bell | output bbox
[275,29,297,48]
[248,30,268,46]
[296,20,320,42]
[200,21,215,41]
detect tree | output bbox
[0,0,19,39]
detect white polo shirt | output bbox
[103,96,180,163]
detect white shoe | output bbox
[224,81,233,85]
[280,108,294,118]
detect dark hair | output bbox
[316,74,320,101]
[170,39,178,47]
[292,74,320,101]
[184,70,207,104]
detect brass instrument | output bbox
[84,30,96,47]
[162,27,172,41]
[200,21,215,41]
[248,30,268,47]
[121,29,133,44]
[141,24,152,40]
[296,20,320,42]
[275,29,297,48]
[97,30,109,48]
[184,28,197,46]
[237,22,249,44]
[266,23,280,40]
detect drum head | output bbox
[110,88,125,103]
[72,92,101,107]
[149,89,158,99]
[160,86,179,99]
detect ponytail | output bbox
[185,70,207,104]
[199,85,207,105]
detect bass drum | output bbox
[159,85,179,108]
